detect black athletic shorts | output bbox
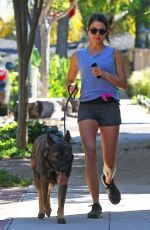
[78,97,121,126]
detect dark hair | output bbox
[87,13,114,44]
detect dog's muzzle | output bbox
[57,171,68,185]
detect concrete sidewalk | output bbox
[1,99,150,230]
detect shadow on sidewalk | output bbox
[7,209,150,229]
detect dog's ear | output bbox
[47,132,54,146]
[63,130,71,144]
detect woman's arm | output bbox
[92,49,128,90]
[103,49,128,90]
[66,52,79,94]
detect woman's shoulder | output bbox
[105,46,122,58]
[76,47,87,54]
[107,45,121,53]
[70,51,78,61]
[105,45,115,52]
[70,47,86,58]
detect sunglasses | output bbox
[89,28,107,35]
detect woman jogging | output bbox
[66,13,127,218]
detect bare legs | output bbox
[78,119,120,203]
[100,125,119,184]
[79,119,99,204]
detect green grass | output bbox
[0,169,32,187]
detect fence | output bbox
[134,48,150,71]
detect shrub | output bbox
[128,68,150,97]
[48,55,70,98]
[0,122,21,159]
[0,120,63,159]
[8,71,19,111]
[48,54,80,98]
[28,120,63,143]
[0,169,32,187]
[31,47,41,68]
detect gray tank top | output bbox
[77,46,120,102]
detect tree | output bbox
[56,0,76,58]
[13,0,44,149]
[78,0,130,31]
[127,0,150,47]
[38,0,76,97]
[78,0,150,46]
[0,19,15,38]
[78,0,101,32]
[56,15,69,58]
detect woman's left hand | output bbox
[92,66,104,78]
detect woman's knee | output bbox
[85,147,97,162]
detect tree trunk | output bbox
[135,14,141,48]
[39,20,51,97]
[13,0,43,148]
[38,0,75,97]
[34,25,41,53]
[17,58,28,147]
[13,0,28,148]
[56,15,69,58]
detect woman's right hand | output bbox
[68,83,78,95]
[66,52,79,95]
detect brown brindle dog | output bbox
[31,130,74,224]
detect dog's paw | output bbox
[57,217,66,224]
[45,208,51,217]
[38,212,45,219]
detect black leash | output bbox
[63,85,77,134]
